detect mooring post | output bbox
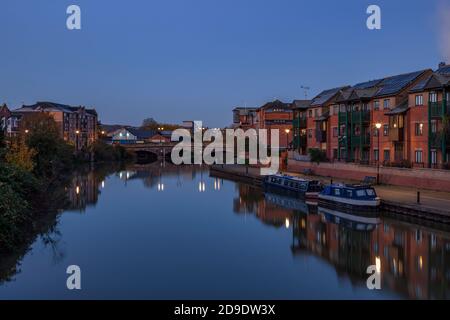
[417,191,421,204]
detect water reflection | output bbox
[0,164,449,299]
[231,184,450,299]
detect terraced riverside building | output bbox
[290,63,450,169]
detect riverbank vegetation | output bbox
[0,114,128,252]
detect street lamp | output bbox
[75,130,80,151]
[285,128,290,150]
[375,123,382,184]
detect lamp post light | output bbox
[285,128,291,150]
[75,130,80,151]
[375,123,382,184]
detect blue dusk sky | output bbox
[1,0,449,127]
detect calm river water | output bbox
[0,163,449,299]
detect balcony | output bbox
[351,134,370,146]
[293,117,307,128]
[351,110,371,123]
[294,135,307,149]
[430,102,443,118]
[338,112,347,124]
[429,132,441,148]
[389,127,404,142]
[316,130,327,143]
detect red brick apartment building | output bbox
[291,64,450,168]
[8,102,98,151]
[306,86,350,159]
[256,100,293,149]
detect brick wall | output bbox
[287,157,450,191]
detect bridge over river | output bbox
[121,142,235,162]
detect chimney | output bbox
[439,61,446,69]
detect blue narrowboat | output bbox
[318,184,381,215]
[263,174,323,199]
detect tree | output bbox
[5,137,36,172]
[0,130,6,160]
[141,118,158,130]
[21,113,74,177]
[308,148,328,164]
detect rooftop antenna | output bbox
[301,85,310,99]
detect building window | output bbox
[333,149,338,159]
[430,92,438,103]
[415,150,423,163]
[374,100,380,111]
[431,120,437,133]
[384,150,390,162]
[308,129,313,138]
[309,110,313,118]
[431,150,437,165]
[383,124,389,136]
[333,105,339,115]
[415,123,424,136]
[415,95,423,106]
[314,109,319,118]
[374,149,379,161]
[340,125,346,136]
[383,99,390,109]
[333,127,338,137]
[373,128,379,137]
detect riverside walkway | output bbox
[210,164,450,223]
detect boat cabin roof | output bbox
[270,174,319,184]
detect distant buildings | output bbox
[3,101,98,151]
[111,128,156,144]
[232,107,257,130]
[0,104,11,133]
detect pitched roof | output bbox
[314,111,330,121]
[374,70,429,97]
[384,101,409,115]
[14,102,97,117]
[127,128,156,139]
[258,100,291,110]
[310,86,350,106]
[292,100,311,110]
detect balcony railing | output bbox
[429,132,440,148]
[430,101,443,118]
[351,110,371,123]
[316,130,327,143]
[389,127,404,142]
[338,112,347,123]
[294,135,307,149]
[293,117,307,128]
[351,134,370,146]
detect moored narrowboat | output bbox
[318,184,380,215]
[263,174,322,199]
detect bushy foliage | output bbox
[21,113,74,177]
[92,141,130,162]
[308,148,328,164]
[0,161,40,250]
[5,137,36,172]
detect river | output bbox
[0,163,449,299]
